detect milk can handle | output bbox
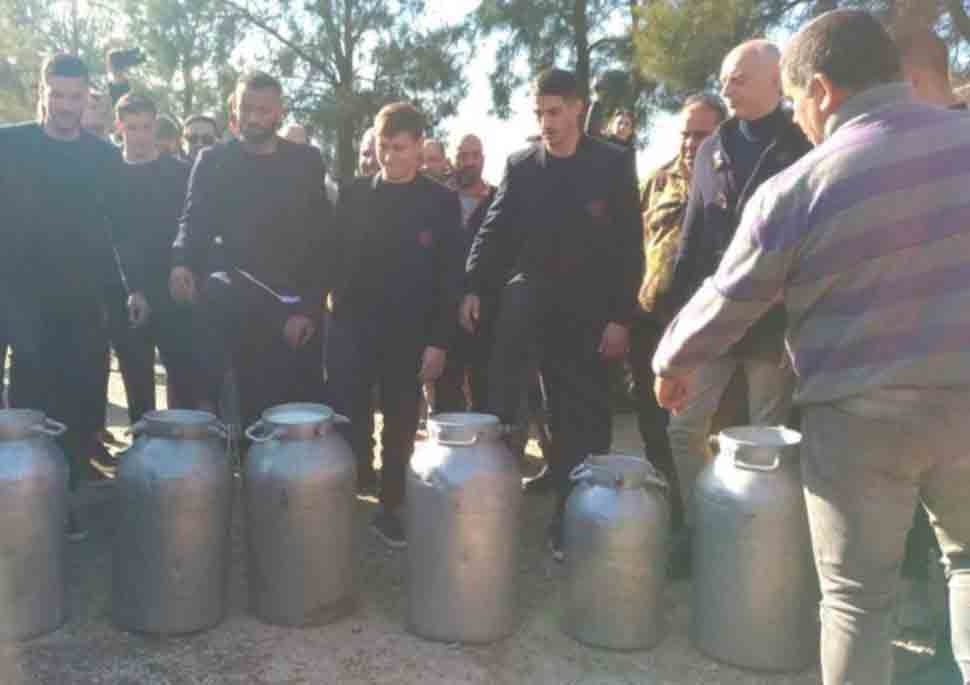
[569,463,621,487]
[734,454,782,472]
[332,413,351,424]
[434,433,479,447]
[31,417,67,438]
[208,421,229,440]
[244,420,279,443]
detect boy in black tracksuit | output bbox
[462,69,642,558]
[327,103,463,548]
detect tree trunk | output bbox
[573,0,591,101]
[181,63,195,118]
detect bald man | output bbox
[421,138,451,183]
[358,127,379,177]
[897,29,964,110]
[663,41,812,571]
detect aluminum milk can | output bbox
[0,410,69,640]
[563,454,670,650]
[691,426,819,671]
[406,413,521,643]
[112,410,233,635]
[244,403,356,626]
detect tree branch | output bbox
[945,0,970,42]
[211,0,328,72]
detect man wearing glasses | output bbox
[183,114,219,160]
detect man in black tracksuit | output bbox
[171,71,331,429]
[327,102,463,549]
[112,93,195,421]
[1,55,129,539]
[462,69,642,558]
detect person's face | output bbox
[678,104,721,172]
[533,95,584,152]
[720,50,780,121]
[118,111,157,161]
[611,113,634,141]
[42,75,87,135]
[156,135,180,156]
[378,131,422,183]
[358,131,379,176]
[454,136,484,188]
[184,120,217,158]
[421,142,448,178]
[235,85,283,145]
[785,76,828,146]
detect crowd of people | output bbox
[1,8,970,684]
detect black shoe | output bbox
[66,511,88,543]
[371,510,407,549]
[522,465,555,494]
[547,519,564,562]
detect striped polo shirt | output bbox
[653,83,970,406]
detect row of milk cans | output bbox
[0,406,818,672]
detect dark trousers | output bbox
[487,279,611,505]
[110,301,198,424]
[6,297,107,490]
[327,314,423,512]
[194,273,323,431]
[433,297,496,414]
[628,317,683,530]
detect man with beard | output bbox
[632,93,725,563]
[433,134,497,412]
[182,114,219,161]
[171,71,332,430]
[0,54,129,539]
[328,103,462,547]
[111,93,195,421]
[462,68,642,559]
[421,138,451,183]
[358,127,379,177]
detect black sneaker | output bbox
[547,518,564,562]
[66,511,88,543]
[371,510,407,549]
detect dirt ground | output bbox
[0,362,944,684]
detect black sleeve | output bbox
[465,158,515,295]
[605,150,644,325]
[97,149,130,304]
[666,168,706,315]
[293,151,332,319]
[172,147,219,276]
[429,189,464,350]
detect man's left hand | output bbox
[598,322,630,361]
[127,292,151,328]
[655,373,691,414]
[419,346,447,384]
[283,315,315,348]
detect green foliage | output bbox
[634,0,760,92]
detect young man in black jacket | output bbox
[1,54,131,540]
[170,71,331,430]
[327,103,463,548]
[461,69,642,559]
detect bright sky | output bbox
[430,1,680,183]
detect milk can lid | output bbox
[262,403,334,426]
[428,412,502,444]
[139,409,220,439]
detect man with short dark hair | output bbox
[462,68,642,559]
[328,102,462,548]
[172,70,331,430]
[655,10,970,683]
[183,114,219,160]
[112,93,195,420]
[631,93,726,545]
[0,54,128,540]
[155,115,183,159]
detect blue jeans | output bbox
[801,389,970,684]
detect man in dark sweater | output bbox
[0,54,129,540]
[462,69,642,559]
[662,42,811,549]
[111,93,194,421]
[171,71,331,430]
[327,103,463,548]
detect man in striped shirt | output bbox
[654,10,970,684]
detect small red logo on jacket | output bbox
[418,230,434,247]
[587,200,607,220]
